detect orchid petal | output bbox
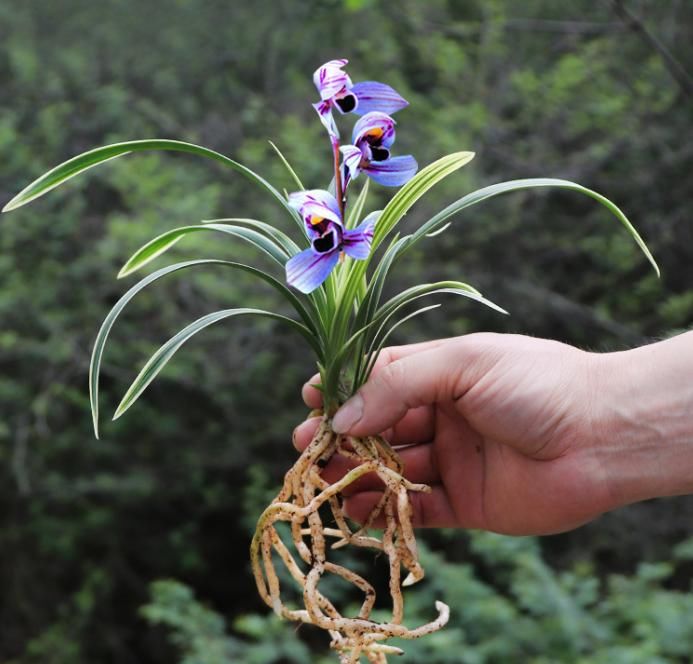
[352,111,396,149]
[312,100,339,139]
[363,155,418,187]
[351,81,409,116]
[342,211,377,259]
[313,59,352,100]
[340,144,363,184]
[288,189,342,224]
[286,247,339,293]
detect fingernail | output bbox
[293,417,321,451]
[332,394,363,433]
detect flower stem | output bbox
[332,137,345,218]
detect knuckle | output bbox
[373,361,407,399]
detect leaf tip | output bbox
[2,198,18,213]
[486,299,510,316]
[455,150,475,164]
[91,413,100,439]
[652,259,661,278]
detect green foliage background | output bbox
[1,1,692,661]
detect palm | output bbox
[430,405,610,535]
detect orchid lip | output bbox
[313,228,339,253]
[370,146,390,162]
[334,93,357,113]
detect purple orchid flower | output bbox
[312,59,409,138]
[285,189,376,293]
[340,111,418,188]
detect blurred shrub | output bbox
[142,532,693,663]
[140,579,316,664]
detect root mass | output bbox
[251,416,449,663]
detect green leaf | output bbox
[268,140,305,191]
[356,233,409,328]
[408,177,660,276]
[345,179,370,230]
[376,281,508,323]
[330,153,475,355]
[113,307,314,421]
[90,259,319,438]
[118,223,289,278]
[371,151,475,250]
[199,217,301,255]
[360,305,442,383]
[1,139,302,231]
[199,218,330,318]
[355,283,507,387]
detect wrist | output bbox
[589,331,693,507]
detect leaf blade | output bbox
[409,177,660,276]
[268,140,305,191]
[112,307,313,420]
[117,223,289,278]
[2,139,302,231]
[90,259,319,438]
[200,217,301,255]
[371,151,475,250]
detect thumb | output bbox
[332,341,471,436]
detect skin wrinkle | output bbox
[450,334,505,405]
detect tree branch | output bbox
[609,0,693,98]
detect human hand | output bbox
[293,332,693,536]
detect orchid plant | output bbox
[3,58,658,663]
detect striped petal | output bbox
[351,81,409,116]
[288,190,343,228]
[363,155,418,187]
[313,59,352,101]
[342,211,377,259]
[312,100,339,139]
[285,247,340,293]
[340,144,364,187]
